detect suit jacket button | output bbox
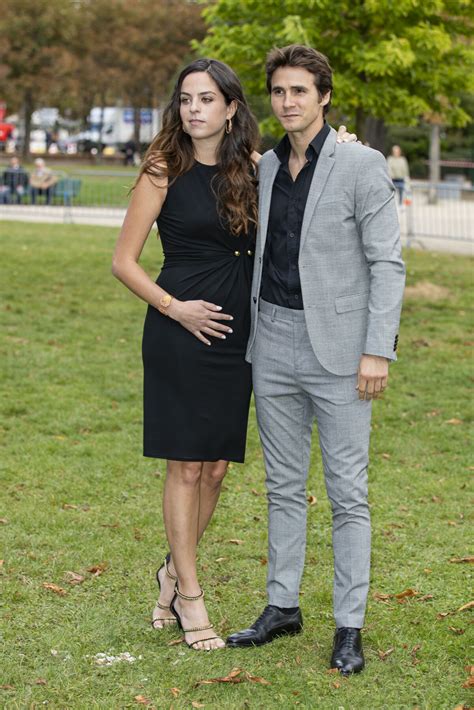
[253,297,257,303]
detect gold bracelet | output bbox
[158,292,173,315]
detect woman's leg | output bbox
[164,459,225,649]
[152,460,228,629]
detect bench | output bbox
[52,178,82,206]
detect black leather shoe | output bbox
[330,627,365,675]
[226,605,303,647]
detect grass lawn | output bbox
[0,220,472,709]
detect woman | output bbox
[112,58,259,651]
[112,57,354,652]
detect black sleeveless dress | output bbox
[142,161,254,463]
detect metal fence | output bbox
[400,182,473,251]
[0,171,473,252]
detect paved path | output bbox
[1,199,473,255]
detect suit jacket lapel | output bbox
[299,127,337,252]
[258,153,280,256]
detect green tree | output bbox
[197,0,474,150]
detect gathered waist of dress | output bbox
[162,248,255,266]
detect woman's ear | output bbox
[226,99,238,120]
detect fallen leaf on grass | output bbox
[194,668,270,688]
[307,495,317,505]
[42,583,67,596]
[34,679,47,685]
[0,685,15,690]
[87,563,108,576]
[448,626,465,635]
[227,539,243,545]
[378,648,394,660]
[326,668,340,674]
[431,496,442,503]
[373,588,419,603]
[0,518,8,525]
[457,601,474,612]
[464,665,474,675]
[134,695,154,707]
[191,703,205,708]
[449,556,474,564]
[395,588,419,599]
[170,688,180,698]
[0,560,4,567]
[260,558,268,565]
[64,571,85,585]
[194,668,243,686]
[134,528,144,541]
[445,418,463,425]
[381,453,391,459]
[62,503,78,509]
[215,557,226,563]
[448,521,458,526]
[462,676,474,689]
[417,594,434,602]
[373,592,391,602]
[245,673,271,686]
[332,681,341,689]
[251,489,261,496]
[411,644,421,666]
[167,638,184,646]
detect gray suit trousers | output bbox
[253,300,372,628]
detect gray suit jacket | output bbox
[246,127,406,376]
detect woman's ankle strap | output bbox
[175,585,204,601]
[164,554,178,582]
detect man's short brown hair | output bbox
[265,44,333,115]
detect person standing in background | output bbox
[387,145,410,204]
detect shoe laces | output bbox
[336,627,359,651]
[252,605,277,628]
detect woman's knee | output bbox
[168,460,203,486]
[202,460,228,487]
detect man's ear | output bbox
[320,90,331,107]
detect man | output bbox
[0,156,29,204]
[30,158,57,205]
[227,45,405,675]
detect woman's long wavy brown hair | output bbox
[137,58,260,236]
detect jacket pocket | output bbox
[335,291,369,314]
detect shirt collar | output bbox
[274,121,331,164]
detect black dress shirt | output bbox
[260,122,330,309]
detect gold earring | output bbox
[225,118,232,134]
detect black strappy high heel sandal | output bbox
[151,553,178,629]
[170,586,223,651]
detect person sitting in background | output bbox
[0,156,29,204]
[387,145,410,205]
[30,158,57,205]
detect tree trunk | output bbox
[363,116,387,154]
[133,106,141,149]
[21,89,33,160]
[428,123,441,204]
[355,108,366,144]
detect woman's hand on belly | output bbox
[169,299,234,346]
